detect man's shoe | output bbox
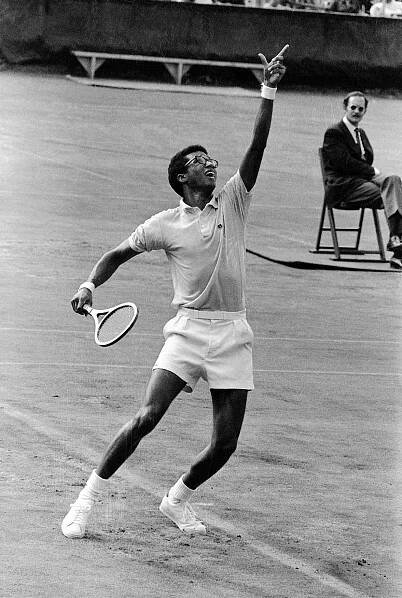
[390,256,402,270]
[159,495,207,534]
[387,236,402,258]
[61,499,93,539]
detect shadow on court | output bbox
[1,70,401,598]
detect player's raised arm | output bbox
[71,239,140,314]
[239,45,288,192]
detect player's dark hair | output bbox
[343,91,369,110]
[168,144,208,197]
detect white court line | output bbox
[0,188,319,209]
[0,192,169,204]
[1,326,399,345]
[1,326,160,337]
[1,142,121,184]
[0,361,401,377]
[252,203,320,210]
[1,400,371,598]
[255,335,399,345]
[0,190,170,203]
[253,368,402,377]
[247,224,313,247]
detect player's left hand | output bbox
[258,44,288,87]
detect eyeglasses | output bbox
[184,155,219,168]
[349,106,365,112]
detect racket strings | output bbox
[97,305,136,344]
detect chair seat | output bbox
[336,201,383,211]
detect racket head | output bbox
[88,302,138,347]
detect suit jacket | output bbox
[322,120,376,207]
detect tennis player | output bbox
[62,47,287,539]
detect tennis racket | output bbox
[83,302,138,347]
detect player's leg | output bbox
[61,368,186,539]
[160,389,248,534]
[184,388,248,488]
[97,368,186,478]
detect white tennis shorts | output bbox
[153,307,254,393]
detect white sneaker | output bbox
[159,495,207,534]
[61,500,93,539]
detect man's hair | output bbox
[168,144,208,197]
[343,91,369,110]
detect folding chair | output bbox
[311,148,386,261]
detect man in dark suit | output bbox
[322,91,402,269]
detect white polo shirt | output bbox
[128,171,252,311]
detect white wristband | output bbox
[261,84,277,100]
[78,281,95,294]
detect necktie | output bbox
[354,128,365,160]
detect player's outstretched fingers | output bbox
[258,53,269,68]
[276,44,289,59]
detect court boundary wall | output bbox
[0,0,401,88]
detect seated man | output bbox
[322,90,402,269]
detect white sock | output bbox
[78,469,108,503]
[168,475,195,504]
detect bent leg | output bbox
[339,177,402,239]
[183,389,248,490]
[372,173,402,236]
[97,369,186,479]
[339,179,382,210]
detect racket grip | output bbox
[82,304,93,315]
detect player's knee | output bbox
[133,406,160,437]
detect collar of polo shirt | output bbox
[180,196,218,212]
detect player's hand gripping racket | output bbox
[83,302,138,347]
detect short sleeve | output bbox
[219,170,253,221]
[128,213,164,253]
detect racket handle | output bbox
[82,304,93,315]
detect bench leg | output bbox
[177,63,191,85]
[164,62,190,84]
[76,56,105,80]
[164,62,179,84]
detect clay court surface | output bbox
[1,70,401,597]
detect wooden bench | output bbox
[71,50,264,85]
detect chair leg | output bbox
[314,201,327,251]
[372,209,387,261]
[327,207,341,259]
[354,209,365,251]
